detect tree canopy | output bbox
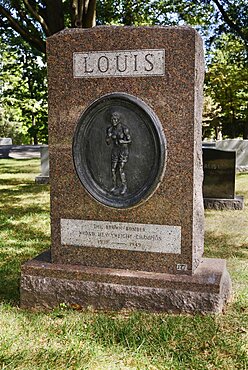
[204,34,248,139]
[0,0,247,143]
[0,35,47,144]
[0,0,96,54]
[0,1,247,55]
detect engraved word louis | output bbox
[73,49,165,78]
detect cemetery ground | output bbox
[0,159,247,370]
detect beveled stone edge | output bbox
[204,196,244,210]
[20,252,232,314]
[21,251,231,294]
[47,25,199,40]
[35,176,50,184]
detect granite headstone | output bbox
[20,26,231,313]
[216,139,248,172]
[35,145,50,184]
[203,148,244,210]
[203,148,235,199]
[0,138,12,145]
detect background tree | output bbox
[202,0,248,46]
[1,1,247,55]
[205,34,248,139]
[0,0,247,142]
[152,0,248,49]
[1,34,48,144]
[0,0,97,54]
[202,95,222,140]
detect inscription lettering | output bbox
[145,53,154,71]
[73,49,165,78]
[84,56,93,73]
[61,219,181,254]
[116,55,128,72]
[134,54,138,71]
[204,163,232,170]
[176,264,188,271]
[98,56,109,73]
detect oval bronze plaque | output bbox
[73,93,166,208]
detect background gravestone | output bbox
[202,140,248,172]
[20,26,231,313]
[35,145,49,184]
[216,139,248,172]
[203,148,236,199]
[203,148,244,210]
[0,138,12,145]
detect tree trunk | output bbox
[122,0,134,25]
[45,0,65,35]
[71,0,96,28]
[0,0,97,55]
[243,121,248,139]
[32,114,38,145]
[82,0,96,27]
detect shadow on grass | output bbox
[204,231,248,259]
[0,241,50,305]
[0,173,50,305]
[0,178,34,186]
[0,215,50,305]
[0,239,50,305]
[0,214,50,241]
[0,259,27,305]
[0,183,50,213]
[0,204,50,218]
[0,181,49,193]
[0,158,40,175]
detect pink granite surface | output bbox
[20,252,232,313]
[47,26,205,275]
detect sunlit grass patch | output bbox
[0,160,247,369]
[0,159,40,175]
[0,159,50,305]
[204,172,248,261]
[0,306,247,369]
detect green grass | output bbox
[0,159,247,369]
[0,159,50,304]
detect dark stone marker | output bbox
[203,148,235,199]
[203,148,244,210]
[20,26,231,313]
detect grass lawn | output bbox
[0,158,247,370]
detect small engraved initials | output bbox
[176,264,188,271]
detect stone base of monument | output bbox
[237,166,248,173]
[204,195,244,210]
[20,251,231,314]
[35,175,50,184]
